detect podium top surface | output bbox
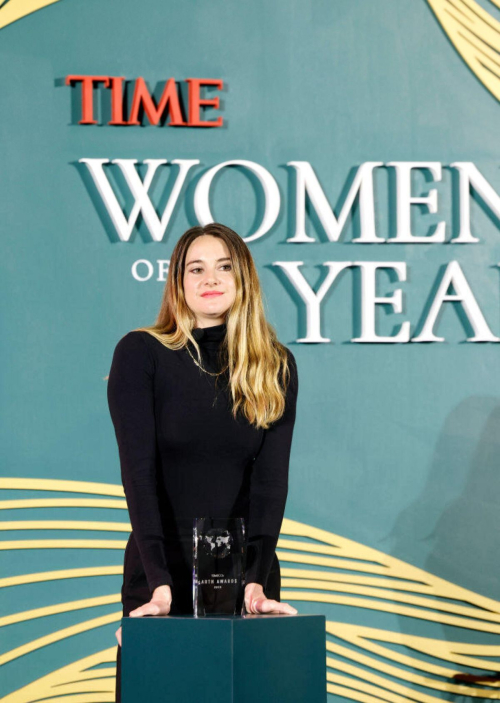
[123,613,324,621]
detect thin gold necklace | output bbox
[185,342,228,377]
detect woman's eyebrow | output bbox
[186,257,232,267]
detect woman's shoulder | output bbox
[113,329,151,353]
[109,331,154,369]
[112,329,180,363]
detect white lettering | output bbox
[80,158,199,241]
[352,262,411,343]
[386,162,445,243]
[287,161,384,243]
[272,261,353,342]
[412,261,499,342]
[194,160,280,241]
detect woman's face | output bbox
[183,235,237,327]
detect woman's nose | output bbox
[202,270,219,284]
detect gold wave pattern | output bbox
[0,0,61,31]
[1,477,500,702]
[427,0,500,101]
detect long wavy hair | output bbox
[135,222,292,430]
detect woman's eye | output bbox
[189,265,232,273]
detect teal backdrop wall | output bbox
[3,1,500,701]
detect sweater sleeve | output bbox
[245,348,299,588]
[107,331,174,595]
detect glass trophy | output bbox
[193,517,247,617]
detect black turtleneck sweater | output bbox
[107,322,298,596]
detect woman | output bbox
[107,222,299,703]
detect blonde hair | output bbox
[135,222,293,430]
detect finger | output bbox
[244,596,254,613]
[270,600,298,614]
[130,600,172,618]
[115,626,122,646]
[270,603,297,614]
[251,597,267,614]
[129,607,143,618]
[129,604,156,617]
[259,599,298,615]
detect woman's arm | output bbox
[107,331,173,596]
[245,348,299,588]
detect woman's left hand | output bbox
[244,582,297,615]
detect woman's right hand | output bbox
[130,585,173,617]
[116,585,173,646]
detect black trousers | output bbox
[115,532,281,703]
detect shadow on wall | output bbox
[390,396,500,601]
[390,396,500,703]
[389,396,500,700]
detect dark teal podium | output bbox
[121,614,326,703]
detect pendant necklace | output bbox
[185,342,228,377]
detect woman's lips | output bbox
[201,292,224,298]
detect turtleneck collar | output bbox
[192,321,227,344]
